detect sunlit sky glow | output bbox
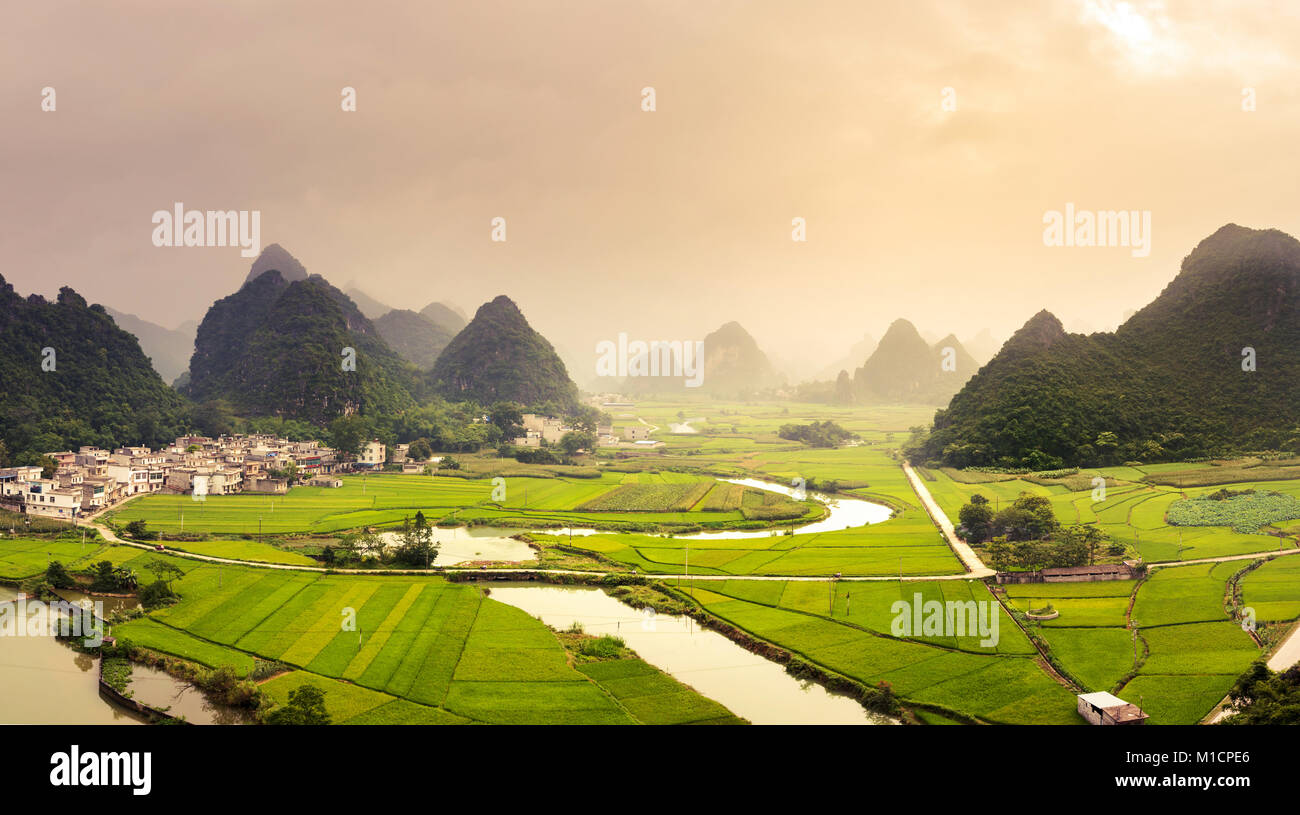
[4,0,1299,380]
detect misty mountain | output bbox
[429,295,579,409]
[104,307,197,385]
[344,285,394,320]
[620,321,782,398]
[924,224,1300,468]
[373,308,456,370]
[0,278,187,462]
[815,333,878,382]
[243,243,308,287]
[419,301,468,335]
[851,319,976,404]
[963,328,1001,366]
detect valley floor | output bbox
[8,402,1299,725]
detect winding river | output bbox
[488,583,893,725]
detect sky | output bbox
[4,0,1299,382]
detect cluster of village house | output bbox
[512,413,655,448]
[0,434,409,522]
[0,412,658,524]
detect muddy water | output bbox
[127,664,253,725]
[488,583,894,725]
[1,586,251,724]
[54,588,141,617]
[0,586,144,724]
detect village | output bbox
[0,433,377,523]
[0,412,659,525]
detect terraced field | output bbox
[105,551,741,724]
[107,470,823,535]
[681,578,1079,724]
[0,537,111,579]
[926,466,1300,564]
[1004,561,1270,724]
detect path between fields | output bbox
[900,461,994,578]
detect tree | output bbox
[139,580,176,610]
[123,519,154,540]
[1060,524,1106,565]
[992,492,1059,541]
[265,685,332,725]
[328,415,373,461]
[558,431,596,456]
[144,558,184,590]
[1224,662,1300,725]
[393,513,438,567]
[957,494,995,543]
[408,437,433,461]
[45,561,75,589]
[489,402,524,440]
[89,561,137,593]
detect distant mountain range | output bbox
[814,333,877,383]
[103,307,197,385]
[850,318,977,404]
[619,321,782,398]
[923,224,1300,468]
[343,285,394,320]
[419,301,468,335]
[373,309,456,370]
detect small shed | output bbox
[1077,691,1148,725]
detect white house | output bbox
[1077,692,1148,725]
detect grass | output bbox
[577,658,746,724]
[683,580,1076,724]
[1241,554,1300,622]
[926,467,1299,564]
[161,539,318,566]
[112,617,258,676]
[0,538,110,579]
[128,558,731,724]
[69,400,1300,725]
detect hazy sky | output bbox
[4,1,1299,380]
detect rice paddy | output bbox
[19,401,1300,725]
